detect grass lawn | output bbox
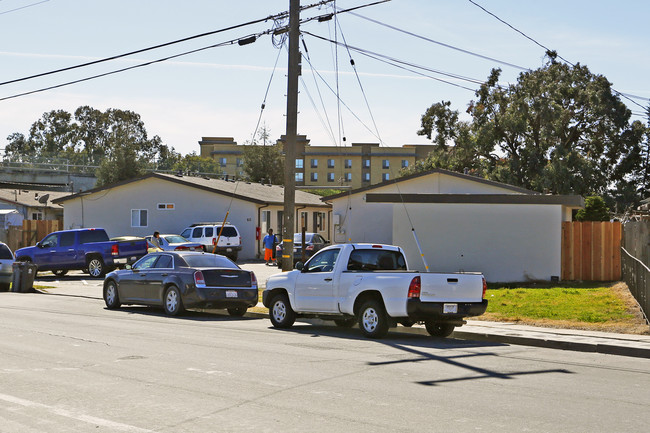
[478,282,649,334]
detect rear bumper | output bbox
[188,287,257,309]
[406,299,488,321]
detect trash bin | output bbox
[11,262,37,293]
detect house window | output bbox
[295,172,304,182]
[236,158,243,167]
[327,172,335,182]
[363,159,370,168]
[315,212,326,231]
[31,212,43,220]
[402,159,409,168]
[363,173,370,182]
[344,173,352,182]
[382,159,390,169]
[219,157,227,167]
[295,159,304,169]
[310,158,318,168]
[345,159,352,169]
[327,159,335,168]
[311,172,318,182]
[131,209,148,227]
[157,203,175,210]
[382,173,390,181]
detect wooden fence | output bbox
[561,221,621,281]
[5,219,61,252]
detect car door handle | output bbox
[161,273,168,277]
[447,278,458,283]
[140,274,147,277]
[68,249,75,252]
[324,278,332,282]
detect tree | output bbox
[172,152,221,175]
[575,196,610,221]
[242,126,284,184]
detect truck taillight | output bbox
[482,277,487,299]
[212,238,217,245]
[408,276,421,298]
[111,244,119,256]
[251,272,258,290]
[194,271,205,287]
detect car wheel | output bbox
[227,307,247,317]
[358,299,389,338]
[334,317,356,328]
[425,321,455,338]
[103,280,121,309]
[87,257,105,278]
[269,293,295,328]
[163,285,185,316]
[52,270,68,277]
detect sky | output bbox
[1,0,649,158]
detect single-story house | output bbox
[52,172,332,260]
[0,188,66,221]
[322,169,584,282]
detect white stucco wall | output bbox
[62,178,259,259]
[392,203,563,282]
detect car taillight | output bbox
[408,276,421,298]
[306,245,314,251]
[251,272,258,290]
[175,246,189,250]
[111,244,119,256]
[194,271,205,287]
[482,277,487,299]
[212,238,217,245]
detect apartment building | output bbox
[198,135,435,189]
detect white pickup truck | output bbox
[262,243,488,338]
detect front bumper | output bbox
[406,299,488,321]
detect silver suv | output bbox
[181,223,242,261]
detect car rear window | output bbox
[347,249,407,271]
[180,254,239,269]
[0,244,13,259]
[215,227,238,237]
[79,229,109,243]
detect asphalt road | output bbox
[0,267,649,432]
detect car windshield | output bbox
[164,235,189,243]
[292,233,313,243]
[181,254,239,269]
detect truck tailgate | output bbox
[419,273,484,303]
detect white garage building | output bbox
[323,169,583,282]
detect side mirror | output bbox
[125,264,132,270]
[36,242,43,248]
[295,261,304,271]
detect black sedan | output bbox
[102,251,258,316]
[275,233,329,267]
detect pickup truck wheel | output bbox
[87,257,105,278]
[358,300,389,338]
[103,280,121,309]
[425,321,455,338]
[227,307,247,317]
[269,293,295,328]
[52,270,68,277]
[334,318,356,328]
[163,285,185,316]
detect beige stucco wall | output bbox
[392,203,563,282]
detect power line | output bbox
[0,0,49,16]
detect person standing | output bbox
[150,231,163,250]
[263,229,277,266]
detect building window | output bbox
[363,173,370,182]
[344,173,352,182]
[157,203,175,210]
[295,172,304,182]
[363,159,370,168]
[382,173,390,181]
[311,172,318,181]
[131,209,148,227]
[345,159,352,169]
[327,172,335,182]
[236,158,243,167]
[402,159,409,168]
[382,159,390,169]
[219,157,227,167]
[314,212,326,231]
[327,159,335,168]
[296,159,304,169]
[31,212,43,220]
[310,158,318,168]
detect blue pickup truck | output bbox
[15,228,148,277]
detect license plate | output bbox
[226,248,232,252]
[225,290,238,298]
[443,303,458,314]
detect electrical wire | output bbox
[249,45,283,144]
[0,0,49,16]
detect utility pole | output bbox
[281,0,300,271]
